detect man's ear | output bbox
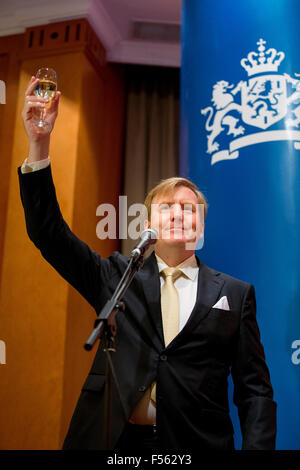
[144,219,150,230]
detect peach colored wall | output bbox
[0,21,124,449]
[0,34,23,289]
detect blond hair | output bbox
[144,177,208,220]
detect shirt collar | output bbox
[155,253,198,281]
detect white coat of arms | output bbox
[201,39,300,164]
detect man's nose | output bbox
[171,204,183,219]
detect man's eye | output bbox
[159,204,170,211]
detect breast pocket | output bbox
[209,307,239,321]
[202,308,240,347]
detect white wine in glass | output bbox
[34,67,57,127]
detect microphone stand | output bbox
[84,253,145,449]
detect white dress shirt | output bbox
[21,157,50,174]
[130,254,199,425]
[155,253,199,332]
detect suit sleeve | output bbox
[231,284,277,450]
[18,164,112,313]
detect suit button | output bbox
[160,354,167,361]
[138,386,146,392]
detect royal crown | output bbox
[240,39,285,76]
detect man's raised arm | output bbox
[18,76,112,313]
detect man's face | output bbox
[146,186,204,250]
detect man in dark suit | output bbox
[19,77,276,450]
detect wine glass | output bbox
[33,67,57,128]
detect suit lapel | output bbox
[138,252,165,349]
[138,253,225,350]
[169,258,225,347]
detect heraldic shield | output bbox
[241,74,287,129]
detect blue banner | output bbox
[181,0,300,450]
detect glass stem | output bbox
[38,107,45,127]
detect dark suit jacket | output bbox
[18,165,277,450]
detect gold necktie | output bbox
[161,267,182,347]
[151,267,181,405]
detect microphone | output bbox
[130,229,158,260]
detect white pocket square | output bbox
[212,296,230,311]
